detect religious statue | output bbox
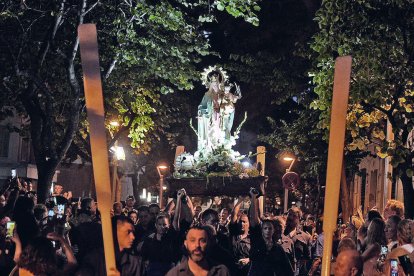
[198,69,224,150]
[197,66,241,151]
[219,83,242,140]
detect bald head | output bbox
[334,250,362,276]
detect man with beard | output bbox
[166,226,230,276]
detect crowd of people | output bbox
[0,177,414,276]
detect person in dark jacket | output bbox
[141,214,179,276]
[76,216,142,275]
[248,188,293,276]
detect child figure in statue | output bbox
[219,83,242,140]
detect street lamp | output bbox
[157,164,168,209]
[109,121,120,127]
[281,154,296,212]
[108,120,125,202]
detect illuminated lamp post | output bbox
[278,152,299,213]
[157,165,168,209]
[109,121,125,202]
[283,156,295,212]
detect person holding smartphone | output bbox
[13,229,77,275]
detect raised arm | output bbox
[163,199,175,216]
[184,192,195,219]
[231,197,243,223]
[248,189,260,227]
[47,232,77,273]
[172,189,183,231]
[11,227,22,263]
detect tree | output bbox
[260,101,367,216]
[311,0,414,218]
[0,0,261,202]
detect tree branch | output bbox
[82,1,100,16]
[56,0,87,160]
[360,100,389,116]
[104,58,118,80]
[38,0,67,68]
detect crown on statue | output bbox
[201,65,229,88]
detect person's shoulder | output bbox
[273,242,287,253]
[166,265,180,276]
[388,246,411,259]
[210,263,230,275]
[166,260,188,276]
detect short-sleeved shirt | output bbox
[228,222,251,266]
[166,257,230,276]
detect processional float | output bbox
[167,65,267,199]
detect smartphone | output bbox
[6,221,15,239]
[11,169,16,179]
[379,245,388,262]
[48,209,55,217]
[56,204,65,218]
[390,259,398,276]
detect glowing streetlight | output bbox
[278,152,296,212]
[283,157,294,161]
[147,192,152,202]
[109,121,120,127]
[110,146,125,161]
[283,156,296,172]
[157,164,169,209]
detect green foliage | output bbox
[0,0,262,158]
[311,0,414,179]
[215,0,261,26]
[259,99,367,183]
[0,0,261,201]
[259,106,328,179]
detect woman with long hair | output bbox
[247,189,293,276]
[361,218,386,275]
[15,232,77,275]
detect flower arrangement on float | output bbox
[173,146,260,179]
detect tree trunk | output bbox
[131,172,140,203]
[400,169,414,219]
[37,164,58,203]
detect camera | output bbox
[173,189,188,204]
[180,193,187,204]
[250,187,262,198]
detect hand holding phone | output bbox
[390,259,399,276]
[6,221,15,239]
[11,169,16,179]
